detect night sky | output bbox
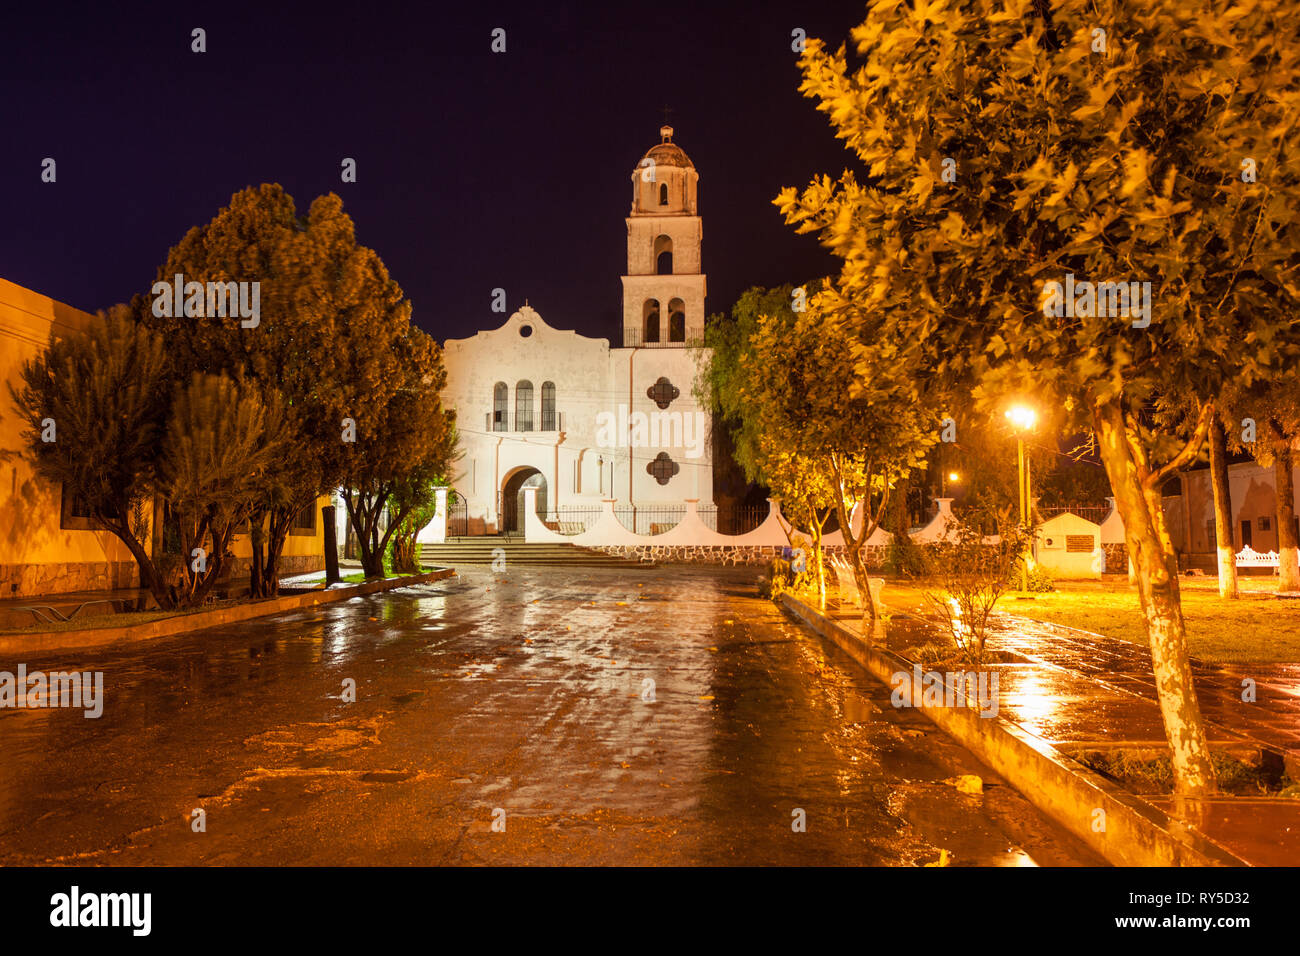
[2,0,872,344]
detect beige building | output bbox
[0,277,326,600]
[1178,459,1300,559]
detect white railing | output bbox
[1235,545,1279,568]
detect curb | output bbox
[0,568,457,656]
[779,592,1249,868]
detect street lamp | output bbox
[1005,405,1037,591]
[941,470,961,497]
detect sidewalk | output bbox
[0,561,363,630]
[822,589,1300,866]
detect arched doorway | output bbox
[501,468,547,534]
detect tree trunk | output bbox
[344,491,387,579]
[98,512,176,610]
[805,500,826,609]
[248,508,267,598]
[1273,434,1300,592]
[1208,417,1238,599]
[257,506,296,598]
[1094,401,1216,798]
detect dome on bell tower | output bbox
[639,125,694,169]
[630,125,699,217]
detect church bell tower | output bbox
[621,126,706,346]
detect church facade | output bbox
[440,126,715,535]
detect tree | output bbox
[142,185,434,596]
[1208,411,1240,598]
[779,0,1300,796]
[340,326,456,579]
[11,308,176,606]
[925,507,1032,664]
[759,442,840,606]
[721,287,935,618]
[159,372,291,605]
[388,473,457,575]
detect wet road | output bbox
[0,566,1101,865]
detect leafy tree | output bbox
[388,474,457,575]
[142,185,441,596]
[11,309,176,606]
[721,287,935,617]
[340,326,456,578]
[779,0,1300,796]
[159,372,291,605]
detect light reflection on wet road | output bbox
[0,566,1101,865]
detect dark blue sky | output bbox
[2,0,868,342]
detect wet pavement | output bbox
[878,589,1300,758]
[0,566,1101,866]
[849,587,1300,866]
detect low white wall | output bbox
[523,489,906,550]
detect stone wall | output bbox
[0,561,140,599]
[589,543,891,568]
[220,553,323,583]
[0,553,324,601]
[1102,543,1129,573]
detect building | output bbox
[0,277,327,600]
[1178,458,1299,563]
[441,126,715,535]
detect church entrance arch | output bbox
[501,467,547,535]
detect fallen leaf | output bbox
[947,774,983,795]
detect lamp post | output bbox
[1005,405,1037,591]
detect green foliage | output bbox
[777,0,1300,797]
[10,310,291,609]
[1023,563,1057,593]
[161,372,291,604]
[12,307,170,526]
[923,509,1034,663]
[883,535,929,578]
[140,184,458,590]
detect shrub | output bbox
[923,507,1033,665]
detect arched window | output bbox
[492,382,508,431]
[515,380,534,431]
[668,298,685,342]
[654,235,673,275]
[642,299,660,344]
[659,183,669,206]
[541,381,556,430]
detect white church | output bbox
[440,126,715,535]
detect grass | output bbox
[1071,748,1295,796]
[882,575,1300,665]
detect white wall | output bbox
[442,305,714,532]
